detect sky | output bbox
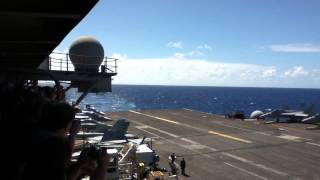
[54,0,320,88]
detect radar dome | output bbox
[69,36,104,72]
[250,110,264,119]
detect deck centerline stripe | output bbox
[129,110,180,124]
[208,130,253,144]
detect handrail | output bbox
[48,52,118,74]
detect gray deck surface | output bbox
[105,109,320,180]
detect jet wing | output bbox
[76,132,104,138]
[302,115,320,124]
[281,112,309,117]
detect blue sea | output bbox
[66,85,320,117]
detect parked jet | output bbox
[77,119,130,142]
[256,104,316,123]
[260,109,307,122]
[101,119,130,141]
[77,119,129,140]
[81,120,112,132]
[83,104,112,122]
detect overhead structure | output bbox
[0,0,118,95]
[0,0,99,69]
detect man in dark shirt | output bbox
[180,158,186,176]
[170,153,176,164]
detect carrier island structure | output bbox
[1,1,320,180]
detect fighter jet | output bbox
[260,109,308,122]
[80,120,112,132]
[256,104,316,123]
[83,104,112,122]
[77,119,130,142]
[101,119,130,141]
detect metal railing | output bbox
[48,52,117,74]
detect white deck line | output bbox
[138,126,180,138]
[224,162,269,180]
[180,137,200,145]
[306,142,320,147]
[277,134,303,141]
[135,126,160,138]
[129,110,180,124]
[222,153,288,177]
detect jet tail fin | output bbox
[304,104,316,116]
[101,119,130,142]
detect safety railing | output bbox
[48,52,117,74]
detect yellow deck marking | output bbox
[208,130,252,144]
[129,110,180,124]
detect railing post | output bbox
[66,53,69,71]
[60,57,62,71]
[115,58,118,73]
[49,57,51,70]
[105,57,108,72]
[101,65,105,73]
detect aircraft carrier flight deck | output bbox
[105,108,320,180]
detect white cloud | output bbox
[269,43,320,53]
[284,66,309,78]
[111,53,128,60]
[173,53,185,59]
[310,69,320,82]
[110,53,320,88]
[197,44,212,51]
[112,54,289,87]
[262,67,277,78]
[172,51,204,58]
[167,41,183,49]
[187,51,204,56]
[48,50,320,88]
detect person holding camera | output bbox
[22,102,110,180]
[70,146,110,180]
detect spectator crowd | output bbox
[1,81,109,180]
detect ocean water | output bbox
[66,85,320,117]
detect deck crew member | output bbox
[180,158,186,176]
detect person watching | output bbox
[22,102,109,180]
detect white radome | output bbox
[250,110,264,119]
[69,36,104,71]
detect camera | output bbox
[79,145,100,162]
